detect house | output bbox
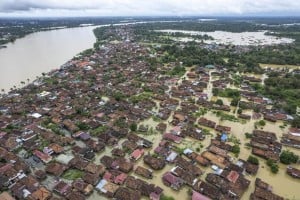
[53,181,72,197]
[202,151,227,169]
[82,172,100,186]
[0,192,15,200]
[95,179,119,198]
[66,191,85,200]
[34,170,47,180]
[134,166,153,179]
[72,179,93,195]
[33,150,52,163]
[143,155,166,170]
[162,172,184,190]
[45,162,68,177]
[48,143,64,154]
[171,166,197,186]
[286,166,300,179]
[130,148,144,161]
[114,187,141,200]
[166,151,178,163]
[28,186,52,200]
[192,190,210,200]
[163,133,182,144]
[251,178,283,200]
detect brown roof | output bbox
[0,192,15,200]
[29,187,52,200]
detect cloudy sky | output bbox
[0,0,299,17]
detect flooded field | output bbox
[260,63,300,70]
[157,30,294,46]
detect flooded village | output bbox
[0,24,299,200]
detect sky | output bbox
[0,0,300,17]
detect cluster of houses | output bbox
[0,25,297,200]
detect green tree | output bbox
[130,123,138,132]
[215,99,224,106]
[280,150,299,164]
[247,155,259,165]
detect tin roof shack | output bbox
[162,172,184,190]
[250,178,283,200]
[134,166,153,179]
[286,166,300,179]
[206,172,250,199]
[143,155,166,170]
[114,187,141,200]
[198,118,216,129]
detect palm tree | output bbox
[27,78,30,83]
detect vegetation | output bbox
[231,144,240,157]
[214,88,240,98]
[215,99,224,106]
[245,132,253,139]
[167,65,186,76]
[266,159,279,174]
[160,194,175,200]
[62,169,84,180]
[258,120,266,127]
[215,111,239,122]
[280,150,299,165]
[247,155,259,165]
[129,123,138,132]
[255,73,300,115]
[91,125,108,136]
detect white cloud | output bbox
[0,0,299,17]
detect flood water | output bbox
[0,26,97,92]
[157,30,294,46]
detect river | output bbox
[0,26,97,92]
